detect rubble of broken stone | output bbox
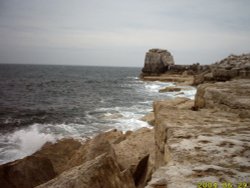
[193,53,250,85]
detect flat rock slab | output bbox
[147,99,250,188]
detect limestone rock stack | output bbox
[141,48,207,77]
[142,49,174,76]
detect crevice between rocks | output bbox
[133,154,150,188]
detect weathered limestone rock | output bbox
[142,49,174,76]
[114,127,155,188]
[147,88,250,187]
[193,53,250,85]
[194,79,250,117]
[159,86,181,93]
[141,48,207,78]
[65,129,123,170]
[193,70,211,85]
[158,86,195,93]
[0,127,156,188]
[140,112,155,126]
[0,130,126,187]
[36,154,136,188]
[0,156,56,188]
[142,73,195,86]
[153,97,192,168]
[66,128,155,188]
[167,63,203,75]
[34,138,82,174]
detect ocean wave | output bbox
[0,124,56,164]
[113,118,150,132]
[175,89,197,100]
[126,76,139,80]
[144,81,174,93]
[85,105,152,132]
[143,81,196,99]
[0,122,96,165]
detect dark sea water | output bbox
[0,64,196,164]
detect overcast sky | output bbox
[0,0,249,67]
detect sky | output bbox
[0,0,250,67]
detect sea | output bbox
[0,64,196,164]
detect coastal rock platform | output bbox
[146,81,250,188]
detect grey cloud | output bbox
[0,0,250,66]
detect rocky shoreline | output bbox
[0,50,250,188]
[143,50,250,188]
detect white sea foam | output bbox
[113,119,151,132]
[85,104,152,133]
[0,124,56,164]
[174,87,197,100]
[143,81,196,100]
[127,76,139,80]
[0,122,94,164]
[144,81,174,93]
[85,81,196,133]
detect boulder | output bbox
[36,130,123,173]
[0,156,56,188]
[0,128,156,188]
[159,86,181,93]
[193,70,211,85]
[65,129,123,170]
[142,49,174,75]
[34,138,82,174]
[140,112,155,126]
[36,154,136,188]
[114,127,155,188]
[194,79,250,117]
